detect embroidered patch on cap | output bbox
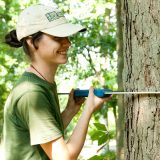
[45,11,64,22]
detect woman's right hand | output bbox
[85,86,112,113]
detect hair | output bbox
[5,30,43,58]
[5,30,23,48]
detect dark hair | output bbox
[5,30,22,48]
[5,30,43,58]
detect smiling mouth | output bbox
[58,52,66,55]
[57,50,68,55]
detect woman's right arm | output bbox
[40,87,111,160]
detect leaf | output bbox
[90,131,101,141]
[94,123,107,131]
[88,155,104,160]
[98,134,109,146]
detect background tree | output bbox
[122,0,160,159]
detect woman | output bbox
[3,4,111,160]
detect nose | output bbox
[62,37,71,47]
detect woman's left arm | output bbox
[61,89,85,129]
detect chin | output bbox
[59,60,68,64]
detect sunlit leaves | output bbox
[56,0,117,90]
[55,2,117,159]
[90,122,115,146]
[88,122,116,159]
[94,123,107,131]
[0,0,38,135]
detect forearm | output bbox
[61,107,76,129]
[61,90,85,129]
[66,106,93,159]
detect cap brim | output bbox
[41,23,86,37]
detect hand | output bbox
[85,86,112,113]
[62,89,85,129]
[66,89,86,116]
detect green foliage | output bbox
[89,122,115,151]
[88,150,116,160]
[55,3,117,158]
[0,0,38,138]
[90,123,109,146]
[88,155,105,160]
[94,123,107,131]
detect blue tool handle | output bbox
[74,89,112,98]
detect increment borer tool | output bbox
[58,89,160,98]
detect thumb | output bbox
[88,86,94,97]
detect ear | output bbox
[26,38,36,51]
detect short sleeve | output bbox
[17,91,63,145]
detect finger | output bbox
[79,97,86,103]
[69,88,74,96]
[103,95,112,101]
[75,97,85,102]
[88,86,94,96]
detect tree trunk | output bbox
[116,0,125,159]
[122,0,160,159]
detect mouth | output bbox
[57,49,68,55]
[57,51,67,55]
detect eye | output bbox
[53,37,64,42]
[53,37,70,43]
[53,37,62,41]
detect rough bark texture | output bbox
[116,0,125,159]
[122,0,160,160]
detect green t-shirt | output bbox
[3,72,64,160]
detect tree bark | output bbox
[116,0,125,159]
[122,0,160,159]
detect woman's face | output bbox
[33,33,71,65]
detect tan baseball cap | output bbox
[16,4,86,41]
